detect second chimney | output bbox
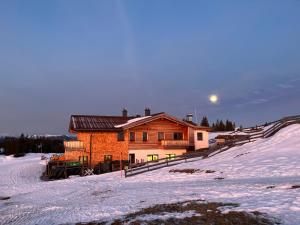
[122,108,128,117]
[186,114,193,122]
[144,107,151,116]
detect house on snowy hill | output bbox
[64,108,210,167]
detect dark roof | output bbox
[69,115,137,132]
[69,112,210,132]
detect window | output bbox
[197,132,203,141]
[142,132,148,141]
[104,155,112,161]
[129,154,135,164]
[158,132,164,141]
[79,156,88,164]
[117,131,124,141]
[129,132,135,141]
[166,154,176,160]
[173,132,183,140]
[147,154,159,161]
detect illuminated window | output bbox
[79,156,88,164]
[166,154,176,160]
[147,154,158,161]
[104,155,112,161]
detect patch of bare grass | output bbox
[266,186,276,189]
[169,169,200,174]
[76,200,279,225]
[205,170,216,173]
[234,152,250,158]
[169,169,217,174]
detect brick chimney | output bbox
[122,108,128,117]
[144,108,151,116]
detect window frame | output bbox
[79,156,88,164]
[147,154,159,162]
[157,132,165,141]
[165,154,176,160]
[173,132,183,140]
[142,131,148,142]
[129,132,135,141]
[117,131,125,141]
[197,132,203,141]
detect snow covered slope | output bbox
[1,125,300,225]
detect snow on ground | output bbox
[1,125,300,225]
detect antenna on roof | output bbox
[194,108,198,124]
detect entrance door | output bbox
[129,154,135,164]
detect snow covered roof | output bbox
[114,116,151,128]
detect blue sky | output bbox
[0,0,300,135]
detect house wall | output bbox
[65,131,129,167]
[64,150,89,161]
[194,130,209,150]
[129,149,187,163]
[128,118,188,150]
[188,127,195,146]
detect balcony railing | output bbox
[64,141,85,151]
[161,140,190,147]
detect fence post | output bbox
[64,162,67,179]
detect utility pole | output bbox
[120,151,123,178]
[89,134,92,169]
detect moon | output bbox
[209,94,218,104]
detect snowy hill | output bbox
[1,125,300,224]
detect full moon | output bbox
[209,94,218,104]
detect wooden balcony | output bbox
[161,140,190,148]
[64,141,85,151]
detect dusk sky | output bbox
[1,0,300,135]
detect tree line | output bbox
[0,134,73,156]
[200,116,236,131]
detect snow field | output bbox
[0,125,300,225]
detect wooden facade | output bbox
[128,118,188,150]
